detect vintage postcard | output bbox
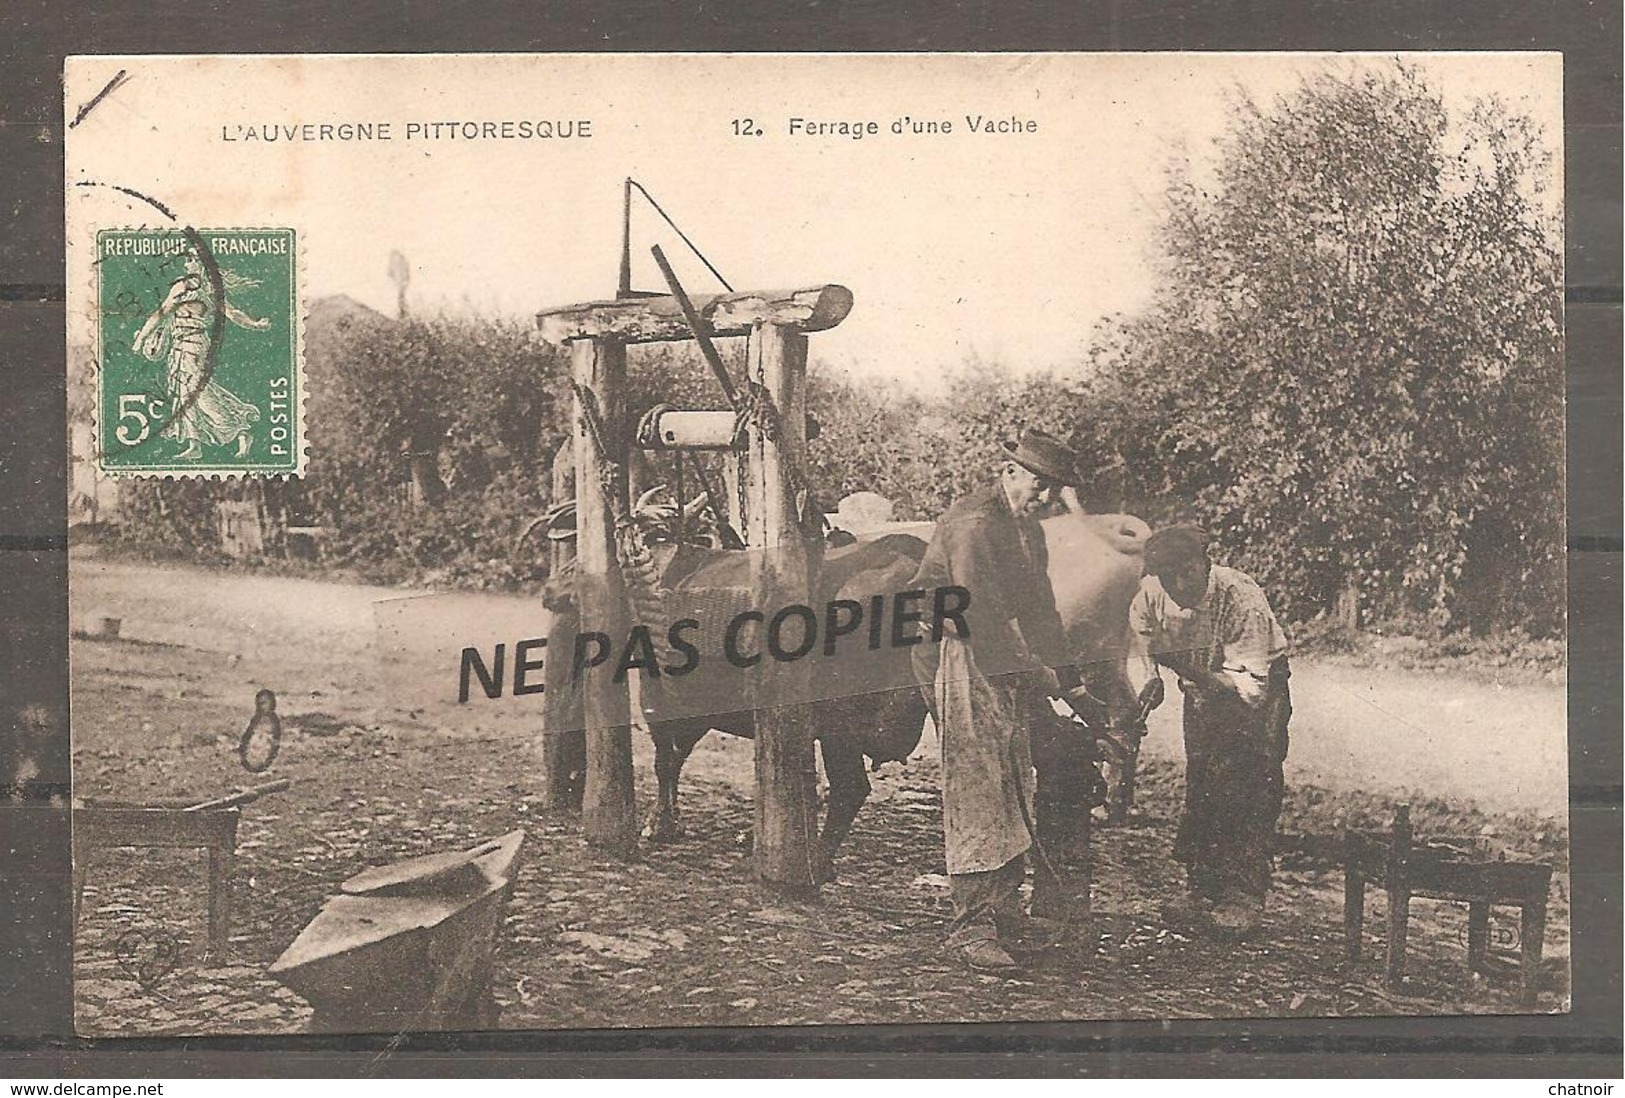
[64,53,1567,1035]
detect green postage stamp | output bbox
[96,228,302,476]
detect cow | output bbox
[535,486,1150,879]
[633,528,935,879]
[606,492,1152,880]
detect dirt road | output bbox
[73,555,1568,816]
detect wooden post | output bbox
[541,441,586,810]
[1520,889,1548,1005]
[1343,824,1365,960]
[1466,901,1490,974]
[1334,566,1361,644]
[744,323,819,896]
[207,843,233,953]
[1384,804,1412,990]
[619,178,633,297]
[549,440,577,577]
[572,338,638,858]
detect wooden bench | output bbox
[72,781,290,954]
[1343,804,1552,1003]
[73,806,242,952]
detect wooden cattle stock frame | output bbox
[536,285,852,893]
[540,440,586,812]
[572,337,637,858]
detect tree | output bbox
[289,304,569,582]
[1080,63,1563,632]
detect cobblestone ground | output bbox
[71,658,1569,1035]
[68,557,1570,1036]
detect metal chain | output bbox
[750,336,767,539]
[734,446,749,545]
[733,342,751,537]
[725,332,822,543]
[672,450,685,545]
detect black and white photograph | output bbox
[61,52,1568,1036]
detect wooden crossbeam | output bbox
[536,284,853,345]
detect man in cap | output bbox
[1130,524,1292,937]
[910,429,1097,972]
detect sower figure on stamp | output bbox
[910,429,1099,972]
[1130,524,1292,938]
[133,252,269,461]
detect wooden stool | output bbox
[72,806,242,952]
[1343,804,1552,1004]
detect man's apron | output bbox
[934,634,1036,875]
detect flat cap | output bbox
[1143,523,1209,572]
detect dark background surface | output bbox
[1,0,1619,1078]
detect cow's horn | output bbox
[633,484,670,513]
[683,492,710,518]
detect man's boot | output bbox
[947,925,1019,972]
[1160,888,1215,931]
[996,909,1068,954]
[1209,891,1265,939]
[1029,852,1092,925]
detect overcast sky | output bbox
[66,53,1561,391]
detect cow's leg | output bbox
[814,688,928,881]
[642,721,681,842]
[817,735,872,884]
[1030,691,1097,923]
[1088,657,1140,824]
[642,720,708,843]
